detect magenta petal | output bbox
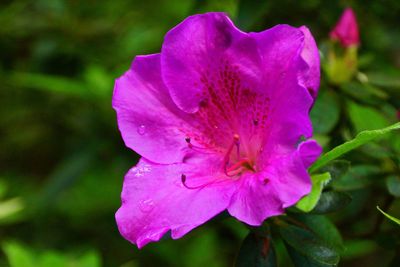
[228,147,314,225]
[298,139,323,168]
[227,172,284,226]
[161,12,261,113]
[115,157,237,248]
[251,25,315,150]
[330,8,360,47]
[113,54,194,164]
[269,153,312,209]
[299,26,321,99]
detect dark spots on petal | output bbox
[213,18,232,48]
[199,99,208,108]
[263,178,270,185]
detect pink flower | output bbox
[330,8,360,47]
[113,12,322,248]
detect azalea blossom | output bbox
[113,12,321,248]
[330,7,360,47]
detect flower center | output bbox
[184,133,256,179]
[223,134,255,177]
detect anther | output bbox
[184,136,213,154]
[185,137,193,148]
[223,134,241,166]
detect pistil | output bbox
[223,134,255,177]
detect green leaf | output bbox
[377,206,400,226]
[340,82,377,104]
[347,101,390,132]
[9,72,90,98]
[366,72,400,88]
[77,250,101,267]
[279,224,339,266]
[386,176,400,197]
[286,245,333,267]
[291,214,344,252]
[331,165,380,191]
[235,232,277,267]
[296,173,331,212]
[320,160,350,181]
[2,242,36,267]
[311,90,340,134]
[341,239,377,260]
[311,191,352,214]
[40,252,67,267]
[310,122,400,172]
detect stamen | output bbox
[224,158,254,177]
[181,174,206,189]
[234,135,240,160]
[184,136,212,154]
[181,174,227,190]
[223,134,240,165]
[221,134,255,177]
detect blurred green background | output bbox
[1,0,400,266]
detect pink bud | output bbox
[330,8,360,47]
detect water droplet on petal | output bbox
[137,125,146,135]
[130,164,151,177]
[139,199,154,212]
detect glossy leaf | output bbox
[286,245,334,267]
[292,214,344,252]
[310,122,400,172]
[235,232,277,267]
[320,160,350,181]
[311,191,352,214]
[279,224,340,266]
[331,165,380,191]
[296,173,331,212]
